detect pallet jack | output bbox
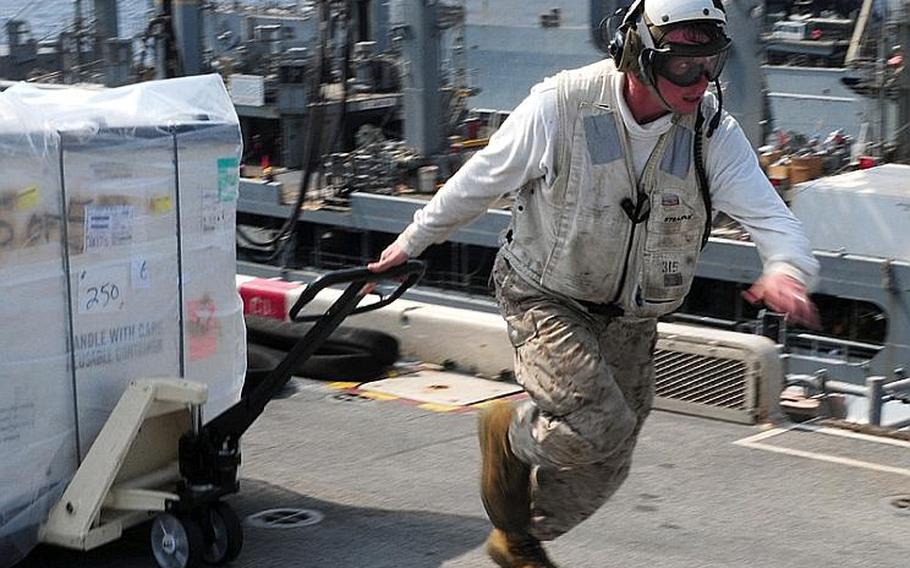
[39,261,426,568]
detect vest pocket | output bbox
[644,190,702,252]
[636,189,702,309]
[638,250,698,304]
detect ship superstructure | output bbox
[2,0,910,424]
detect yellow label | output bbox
[358,391,398,401]
[418,403,459,413]
[15,186,39,210]
[151,195,173,214]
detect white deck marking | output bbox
[799,424,910,448]
[733,423,910,477]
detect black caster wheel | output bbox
[151,513,205,568]
[202,502,244,565]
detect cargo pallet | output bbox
[38,262,425,568]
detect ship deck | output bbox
[20,374,910,568]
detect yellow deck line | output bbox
[328,381,362,390]
[357,391,400,401]
[417,403,460,413]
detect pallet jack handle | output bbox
[289,260,426,321]
[176,261,425,499]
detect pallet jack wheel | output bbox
[202,502,244,565]
[151,513,205,568]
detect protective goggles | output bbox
[636,17,731,87]
[650,44,730,86]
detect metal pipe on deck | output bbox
[867,376,885,425]
[818,379,868,398]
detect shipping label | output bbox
[217,157,239,202]
[202,189,226,233]
[84,205,134,251]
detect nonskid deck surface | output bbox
[20,375,910,568]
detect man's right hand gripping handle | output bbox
[368,242,410,273]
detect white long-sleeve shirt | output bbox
[396,74,819,286]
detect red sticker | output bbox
[187,295,219,361]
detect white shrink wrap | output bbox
[0,75,245,566]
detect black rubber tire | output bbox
[244,343,287,397]
[297,343,385,381]
[245,341,385,384]
[202,502,243,565]
[150,513,205,568]
[244,315,399,366]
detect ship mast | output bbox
[74,0,84,81]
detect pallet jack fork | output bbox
[39,261,426,568]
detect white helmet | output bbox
[643,0,727,28]
[606,0,731,133]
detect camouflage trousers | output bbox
[492,254,657,541]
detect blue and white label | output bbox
[84,205,133,251]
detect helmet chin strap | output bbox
[637,66,674,113]
[708,77,723,137]
[634,16,675,115]
[630,13,725,130]
[635,60,725,135]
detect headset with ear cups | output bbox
[603,0,728,73]
[604,0,646,69]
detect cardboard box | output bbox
[789,155,824,184]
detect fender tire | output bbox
[245,340,386,385]
[297,343,385,381]
[243,343,286,397]
[244,315,399,366]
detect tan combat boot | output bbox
[485,529,560,568]
[478,401,531,532]
[478,402,559,567]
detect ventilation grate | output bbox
[651,324,782,425]
[655,350,748,410]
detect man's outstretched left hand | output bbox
[743,273,821,330]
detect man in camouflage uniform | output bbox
[370,1,819,565]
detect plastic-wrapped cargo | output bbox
[0,75,245,566]
[789,164,910,262]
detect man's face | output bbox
[653,28,713,114]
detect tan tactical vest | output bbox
[501,59,712,318]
